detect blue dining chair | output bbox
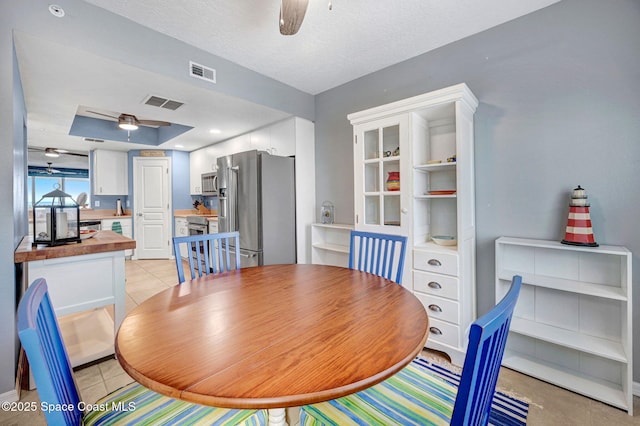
[349,230,408,284]
[300,275,523,426]
[17,278,267,426]
[173,231,241,283]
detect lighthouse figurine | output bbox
[561,185,598,247]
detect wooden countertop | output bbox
[79,209,133,220]
[174,208,218,219]
[14,231,136,263]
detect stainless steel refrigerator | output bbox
[217,150,296,268]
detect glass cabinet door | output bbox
[354,116,408,235]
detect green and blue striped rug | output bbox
[301,357,529,426]
[415,357,529,425]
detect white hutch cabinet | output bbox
[348,84,478,365]
[496,237,633,414]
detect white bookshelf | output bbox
[311,223,353,267]
[495,236,633,415]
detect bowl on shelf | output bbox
[431,235,457,246]
[80,229,99,240]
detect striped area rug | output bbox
[301,356,529,426]
[414,357,529,426]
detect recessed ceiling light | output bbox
[175,144,184,148]
[209,129,221,134]
[48,4,65,18]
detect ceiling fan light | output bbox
[118,115,139,131]
[45,148,60,157]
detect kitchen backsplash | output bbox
[93,195,129,210]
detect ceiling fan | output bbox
[87,110,171,130]
[46,162,61,174]
[28,147,88,158]
[279,0,309,35]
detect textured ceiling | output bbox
[18,0,560,167]
[83,0,560,95]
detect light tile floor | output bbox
[2,258,639,425]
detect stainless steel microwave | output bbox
[201,172,217,196]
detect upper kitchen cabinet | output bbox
[349,83,478,365]
[251,119,296,157]
[93,149,128,195]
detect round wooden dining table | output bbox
[115,264,429,426]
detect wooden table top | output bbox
[116,264,429,409]
[14,230,136,263]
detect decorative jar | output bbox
[386,172,400,191]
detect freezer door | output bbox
[260,154,296,264]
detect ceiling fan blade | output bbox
[86,110,119,120]
[64,151,89,157]
[280,0,309,35]
[137,119,171,127]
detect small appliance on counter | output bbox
[115,198,124,216]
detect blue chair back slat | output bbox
[17,278,83,426]
[348,230,408,284]
[450,275,522,426]
[172,231,241,283]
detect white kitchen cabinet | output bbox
[495,237,633,415]
[174,217,189,259]
[250,119,296,157]
[93,149,128,195]
[348,83,478,365]
[268,118,296,157]
[208,218,218,234]
[311,223,353,267]
[102,218,133,257]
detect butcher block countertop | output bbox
[174,208,218,219]
[14,231,136,263]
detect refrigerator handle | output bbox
[229,166,239,232]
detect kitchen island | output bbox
[15,231,135,367]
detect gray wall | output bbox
[314,0,640,381]
[1,25,28,395]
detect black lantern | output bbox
[32,187,81,246]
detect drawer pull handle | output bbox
[429,327,443,335]
[428,304,442,313]
[427,259,441,266]
[427,281,441,289]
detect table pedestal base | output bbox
[268,408,287,426]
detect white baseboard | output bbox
[0,389,19,403]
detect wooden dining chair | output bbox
[349,230,408,284]
[300,275,523,426]
[172,231,241,283]
[17,278,267,426]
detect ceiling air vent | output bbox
[83,137,104,143]
[190,61,216,84]
[143,95,185,111]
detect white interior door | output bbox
[133,157,172,259]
